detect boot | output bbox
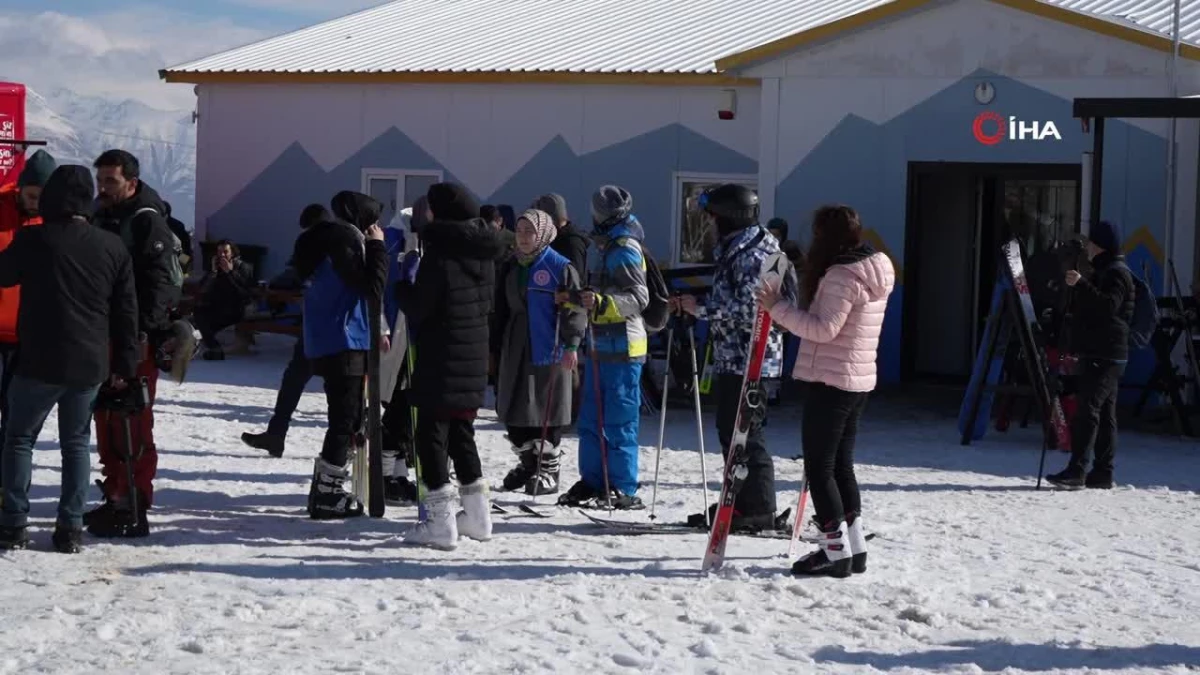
[1086,469,1114,489]
[307,458,364,520]
[686,503,777,532]
[52,525,83,554]
[557,479,597,506]
[525,441,562,496]
[502,441,537,491]
[87,503,149,538]
[846,511,868,574]
[0,525,28,550]
[791,519,852,578]
[1046,464,1085,490]
[456,480,492,541]
[403,484,458,550]
[242,431,285,458]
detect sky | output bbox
[0,0,384,110]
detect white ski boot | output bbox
[403,484,457,550]
[791,518,852,578]
[846,511,868,574]
[456,480,492,541]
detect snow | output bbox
[2,334,1199,674]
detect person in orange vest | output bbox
[0,149,56,461]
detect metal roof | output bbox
[164,0,1198,75]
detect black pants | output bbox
[193,304,245,348]
[267,338,314,437]
[313,352,367,467]
[0,343,16,442]
[506,425,564,448]
[802,382,868,526]
[715,373,776,516]
[1069,359,1125,475]
[381,382,414,452]
[416,409,482,490]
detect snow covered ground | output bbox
[2,335,1199,674]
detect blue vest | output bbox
[303,257,371,359]
[525,247,569,366]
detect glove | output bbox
[400,250,421,284]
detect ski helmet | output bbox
[700,184,759,234]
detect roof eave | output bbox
[159,70,762,87]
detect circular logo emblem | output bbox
[533,269,552,287]
[152,240,165,253]
[973,111,1005,145]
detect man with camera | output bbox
[0,165,139,553]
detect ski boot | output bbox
[791,518,852,578]
[456,480,492,541]
[593,488,644,511]
[557,480,598,507]
[242,431,285,458]
[501,440,537,492]
[403,484,458,550]
[307,458,364,520]
[87,501,150,538]
[846,510,868,574]
[525,441,562,496]
[686,504,779,532]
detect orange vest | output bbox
[0,182,43,343]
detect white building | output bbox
[163,0,1200,385]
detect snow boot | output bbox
[307,458,364,520]
[502,441,537,492]
[791,519,852,578]
[1046,464,1086,490]
[52,526,83,554]
[687,504,778,532]
[0,525,29,550]
[242,431,285,458]
[86,486,150,539]
[403,484,458,550]
[1086,469,1114,489]
[846,511,868,574]
[525,441,562,496]
[456,480,492,541]
[557,480,598,507]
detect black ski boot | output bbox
[242,431,285,458]
[502,441,537,492]
[595,488,644,511]
[52,526,83,554]
[791,519,852,578]
[308,458,364,520]
[87,504,150,538]
[385,476,419,506]
[525,441,562,496]
[1046,465,1086,490]
[0,525,29,550]
[687,504,779,532]
[557,480,598,507]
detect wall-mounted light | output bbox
[974,81,995,105]
[718,89,737,120]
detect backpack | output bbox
[166,216,194,274]
[612,237,671,334]
[1115,261,1159,349]
[120,207,186,288]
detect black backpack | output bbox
[612,237,671,334]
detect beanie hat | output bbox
[330,191,383,231]
[532,193,568,227]
[426,182,479,222]
[1090,219,1122,254]
[591,185,632,225]
[17,149,57,188]
[39,165,95,221]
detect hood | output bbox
[421,217,507,260]
[331,190,383,231]
[39,165,96,222]
[594,214,645,247]
[714,223,768,260]
[832,243,894,302]
[99,181,168,220]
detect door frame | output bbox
[900,161,1082,383]
[670,171,757,267]
[360,168,445,213]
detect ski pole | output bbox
[786,473,809,558]
[685,317,710,525]
[649,313,675,520]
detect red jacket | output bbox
[0,182,43,343]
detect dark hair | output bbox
[299,203,329,229]
[802,205,863,305]
[498,204,516,231]
[480,204,499,222]
[215,238,240,258]
[93,149,140,180]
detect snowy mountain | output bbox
[21,86,196,230]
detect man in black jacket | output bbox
[84,149,183,538]
[397,182,505,549]
[0,165,139,553]
[193,239,256,360]
[1047,220,1134,490]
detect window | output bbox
[1001,179,1079,259]
[361,168,444,228]
[673,173,757,266]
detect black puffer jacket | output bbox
[551,221,590,277]
[397,218,505,410]
[1071,251,1135,361]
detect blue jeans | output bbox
[1,376,99,529]
[577,359,643,495]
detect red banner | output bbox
[0,82,27,186]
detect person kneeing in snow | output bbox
[557,185,649,510]
[292,191,389,520]
[493,209,587,495]
[675,184,797,532]
[397,183,506,549]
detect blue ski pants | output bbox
[577,358,643,495]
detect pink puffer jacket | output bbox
[769,251,895,392]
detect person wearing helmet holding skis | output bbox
[675,184,797,532]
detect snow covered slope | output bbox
[0,335,1198,674]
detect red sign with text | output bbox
[0,82,27,186]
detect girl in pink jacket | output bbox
[756,205,895,578]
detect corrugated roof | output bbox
[164,0,1198,75]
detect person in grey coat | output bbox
[491,208,586,494]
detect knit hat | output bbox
[38,165,95,221]
[591,185,632,225]
[1090,220,1122,254]
[532,193,568,227]
[330,191,383,231]
[426,182,479,222]
[17,149,57,188]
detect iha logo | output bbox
[972,111,1062,145]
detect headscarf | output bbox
[515,208,556,265]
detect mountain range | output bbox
[19,85,196,230]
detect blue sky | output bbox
[0,1,383,109]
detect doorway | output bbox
[360,168,443,228]
[901,162,1081,383]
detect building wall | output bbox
[194,82,760,276]
[746,0,1200,383]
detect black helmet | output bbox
[700,184,759,229]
